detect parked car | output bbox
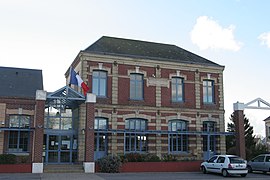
[201,155,248,177]
[247,154,270,173]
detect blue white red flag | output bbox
[69,67,89,96]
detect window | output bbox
[208,155,217,163]
[172,77,184,102]
[44,107,72,130]
[92,70,107,97]
[203,80,214,103]
[94,118,108,152]
[130,73,144,100]
[217,157,225,163]
[8,115,30,152]
[125,119,147,153]
[168,120,188,153]
[203,121,216,152]
[253,155,265,162]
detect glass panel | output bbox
[135,120,140,130]
[19,131,29,151]
[171,122,176,131]
[100,79,106,96]
[141,120,146,130]
[92,79,99,95]
[9,116,19,127]
[61,136,71,150]
[61,118,72,130]
[130,81,136,98]
[48,152,58,163]
[95,119,98,129]
[21,116,30,128]
[48,117,60,129]
[99,134,106,151]
[49,135,58,150]
[61,109,72,117]
[137,82,143,99]
[99,119,107,129]
[8,131,18,149]
[130,120,135,130]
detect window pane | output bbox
[9,116,19,127]
[61,118,72,130]
[92,79,99,95]
[100,79,106,96]
[130,74,143,100]
[21,116,30,128]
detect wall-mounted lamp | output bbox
[1,121,4,125]
[81,129,85,135]
[37,124,43,128]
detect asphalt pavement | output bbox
[0,172,269,180]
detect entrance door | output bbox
[45,134,77,164]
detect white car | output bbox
[201,155,248,177]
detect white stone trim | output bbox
[36,90,46,100]
[86,93,96,103]
[32,163,43,173]
[83,162,95,173]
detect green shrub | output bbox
[97,155,122,173]
[124,153,144,162]
[144,154,161,162]
[162,154,177,162]
[0,154,17,164]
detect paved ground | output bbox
[0,172,269,180]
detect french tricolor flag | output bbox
[69,67,89,96]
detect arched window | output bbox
[203,121,216,152]
[168,120,188,153]
[125,118,147,153]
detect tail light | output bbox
[228,163,233,169]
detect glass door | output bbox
[45,134,77,164]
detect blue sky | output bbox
[1,0,270,136]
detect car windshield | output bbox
[229,157,245,164]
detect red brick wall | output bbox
[33,99,45,163]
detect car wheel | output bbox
[247,166,253,173]
[222,169,229,177]
[201,166,207,174]
[241,174,247,177]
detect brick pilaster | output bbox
[234,110,246,159]
[85,93,96,162]
[33,90,46,163]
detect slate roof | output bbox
[0,66,43,98]
[84,36,222,67]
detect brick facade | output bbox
[71,48,226,160]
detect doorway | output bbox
[43,133,77,164]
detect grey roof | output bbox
[84,36,222,67]
[0,66,43,98]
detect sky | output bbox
[1,0,270,137]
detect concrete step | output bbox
[44,164,84,173]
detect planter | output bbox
[96,161,202,173]
[0,164,32,173]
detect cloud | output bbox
[190,16,242,51]
[258,32,270,48]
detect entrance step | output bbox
[44,164,84,173]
